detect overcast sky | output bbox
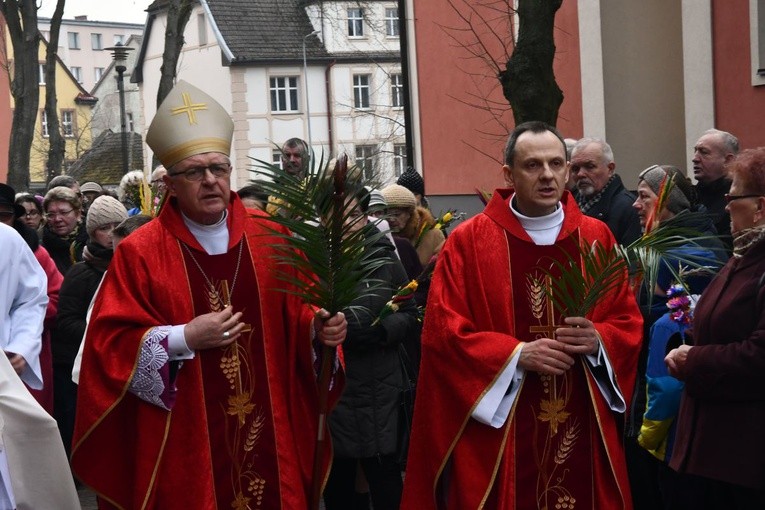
[37,0,152,24]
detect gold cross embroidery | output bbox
[529,276,564,339]
[170,92,207,124]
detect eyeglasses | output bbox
[24,210,40,218]
[724,193,765,203]
[169,163,232,182]
[46,209,76,219]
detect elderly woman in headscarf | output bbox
[665,148,765,509]
[625,164,728,509]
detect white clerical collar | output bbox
[509,195,564,246]
[182,210,230,255]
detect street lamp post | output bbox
[302,30,320,167]
[105,42,134,176]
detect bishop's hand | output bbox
[555,317,600,356]
[184,305,245,350]
[518,338,575,375]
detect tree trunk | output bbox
[45,0,67,185]
[498,0,563,126]
[156,0,193,107]
[1,0,40,191]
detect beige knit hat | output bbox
[146,80,234,168]
[381,184,416,210]
[86,195,128,239]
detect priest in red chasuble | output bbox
[401,122,642,509]
[71,81,347,509]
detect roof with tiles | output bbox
[67,130,144,186]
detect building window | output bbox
[385,8,399,37]
[269,76,299,112]
[94,67,104,82]
[91,33,103,50]
[38,64,47,85]
[348,8,364,37]
[41,110,49,138]
[114,34,124,45]
[61,110,74,137]
[355,145,376,180]
[751,0,765,86]
[126,112,135,132]
[272,149,281,165]
[393,144,406,177]
[391,73,404,108]
[71,66,82,83]
[198,13,208,45]
[353,74,371,109]
[68,32,80,49]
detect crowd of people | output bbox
[0,78,762,510]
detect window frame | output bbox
[353,74,371,109]
[391,73,404,108]
[61,110,75,138]
[355,145,377,181]
[94,67,104,82]
[269,76,300,113]
[393,144,406,178]
[385,8,400,37]
[71,66,82,83]
[91,33,103,51]
[347,8,364,38]
[41,110,49,138]
[38,63,47,86]
[68,32,80,49]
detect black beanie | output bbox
[396,167,425,196]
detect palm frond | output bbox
[248,152,391,314]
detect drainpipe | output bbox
[325,60,336,155]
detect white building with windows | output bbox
[38,16,144,92]
[134,0,404,187]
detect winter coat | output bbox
[53,243,111,368]
[42,222,88,276]
[670,235,765,489]
[329,231,420,459]
[578,174,642,246]
[398,206,445,266]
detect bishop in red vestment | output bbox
[71,81,346,509]
[401,123,642,509]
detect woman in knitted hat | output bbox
[396,167,428,208]
[53,195,128,458]
[381,184,444,266]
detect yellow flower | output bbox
[405,280,418,292]
[537,398,570,435]
[442,211,453,223]
[433,224,443,231]
[227,392,255,426]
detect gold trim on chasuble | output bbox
[186,236,275,510]
[525,272,582,510]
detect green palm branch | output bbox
[544,213,723,318]
[247,152,391,315]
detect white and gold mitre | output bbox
[146,80,234,168]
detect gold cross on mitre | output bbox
[220,280,252,335]
[170,91,207,125]
[529,275,564,339]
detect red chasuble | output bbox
[71,194,341,509]
[401,189,642,510]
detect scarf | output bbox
[732,224,765,258]
[577,174,616,214]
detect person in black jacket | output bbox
[571,137,642,246]
[323,193,420,510]
[53,195,127,457]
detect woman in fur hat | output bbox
[381,184,444,266]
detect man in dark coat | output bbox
[571,138,642,246]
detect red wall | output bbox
[712,0,765,149]
[413,0,583,195]
[0,16,11,183]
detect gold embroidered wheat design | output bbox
[554,419,580,465]
[207,281,224,312]
[244,410,266,452]
[528,275,546,319]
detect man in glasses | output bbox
[72,81,347,509]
